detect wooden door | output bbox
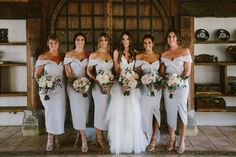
[51,0,169,53]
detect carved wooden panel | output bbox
[180,16,194,110]
[27,19,42,109]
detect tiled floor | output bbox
[0,126,236,156]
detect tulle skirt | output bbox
[106,84,147,154]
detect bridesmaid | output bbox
[136,33,162,152]
[160,29,192,153]
[35,34,66,151]
[86,32,113,150]
[64,32,90,152]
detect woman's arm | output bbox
[113,49,121,76]
[86,53,98,83]
[64,53,74,79]
[182,48,192,77]
[34,54,45,80]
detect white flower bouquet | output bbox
[141,71,165,96]
[37,73,62,101]
[72,77,91,97]
[165,73,187,98]
[96,70,114,94]
[118,68,138,96]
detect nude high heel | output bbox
[54,136,60,149]
[167,137,176,151]
[177,142,185,153]
[46,134,54,151]
[146,136,157,152]
[81,134,88,152]
[74,133,81,148]
[96,131,108,150]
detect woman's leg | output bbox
[167,126,176,151]
[46,133,54,151]
[74,131,80,148]
[147,115,159,152]
[54,134,60,148]
[96,128,108,150]
[177,115,186,153]
[80,130,88,152]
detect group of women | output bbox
[34,29,192,154]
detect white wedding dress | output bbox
[106,56,147,154]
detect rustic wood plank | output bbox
[0,128,28,152]
[217,126,236,145]
[15,134,46,151]
[0,126,6,132]
[200,126,236,152]
[188,127,217,151]
[0,127,20,144]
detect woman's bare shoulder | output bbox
[180,47,191,56]
[65,50,74,57]
[38,52,49,60]
[136,52,144,60]
[89,51,98,59]
[160,50,170,58]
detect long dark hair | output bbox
[72,32,87,49]
[97,32,110,50]
[117,31,136,62]
[165,29,181,47]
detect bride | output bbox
[106,31,147,154]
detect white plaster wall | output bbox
[0,20,27,124]
[194,17,236,126]
[0,20,26,42]
[196,112,236,126]
[0,112,24,126]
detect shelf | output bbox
[0,92,27,97]
[195,41,236,44]
[0,42,26,45]
[226,107,236,112]
[195,93,236,97]
[0,62,26,66]
[0,106,27,112]
[195,62,236,66]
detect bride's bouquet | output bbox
[96,70,114,94]
[141,71,165,96]
[165,73,188,98]
[118,68,138,96]
[72,77,91,97]
[36,73,62,101]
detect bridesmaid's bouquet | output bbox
[165,73,188,98]
[118,68,138,96]
[141,71,165,96]
[96,70,114,94]
[72,77,91,97]
[36,73,62,101]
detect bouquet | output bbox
[96,70,114,94]
[72,77,91,97]
[36,73,62,101]
[141,71,165,96]
[118,68,138,96]
[165,73,188,98]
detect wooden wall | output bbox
[0,0,235,111]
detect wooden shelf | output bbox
[0,106,27,112]
[0,92,27,97]
[195,93,236,97]
[195,40,236,44]
[0,42,26,45]
[196,108,226,112]
[0,62,26,66]
[195,62,236,66]
[226,107,236,112]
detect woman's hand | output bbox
[154,84,163,91]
